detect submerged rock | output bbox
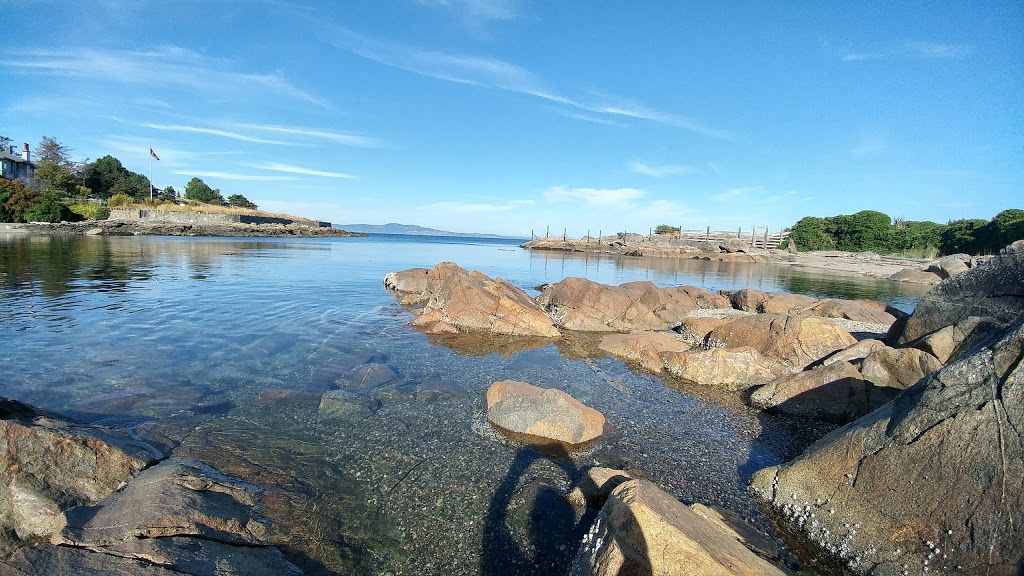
[571,479,785,576]
[485,380,605,446]
[750,320,1024,575]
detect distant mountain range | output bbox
[335,223,525,239]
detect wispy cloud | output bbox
[324,26,729,139]
[144,123,304,146]
[236,123,383,147]
[171,170,298,182]
[904,41,972,60]
[544,186,647,208]
[243,161,357,179]
[712,187,760,202]
[628,161,696,178]
[414,0,520,22]
[840,40,973,62]
[421,199,534,213]
[3,46,327,107]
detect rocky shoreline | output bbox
[1,220,365,238]
[522,234,995,286]
[382,249,1024,575]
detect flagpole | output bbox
[149,144,153,201]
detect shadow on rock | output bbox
[480,446,591,576]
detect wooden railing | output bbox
[532,226,789,249]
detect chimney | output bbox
[21,143,29,162]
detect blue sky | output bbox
[2,1,1020,237]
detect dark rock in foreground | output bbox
[572,479,785,575]
[751,319,1024,575]
[889,253,1024,348]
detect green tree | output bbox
[983,209,1024,252]
[33,160,80,198]
[227,194,257,209]
[83,156,129,199]
[787,216,836,251]
[940,219,987,255]
[184,177,224,204]
[157,185,178,203]
[654,224,680,235]
[1,178,38,223]
[828,210,892,252]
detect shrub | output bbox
[107,193,133,207]
[23,199,73,223]
[66,202,111,221]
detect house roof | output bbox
[0,150,34,165]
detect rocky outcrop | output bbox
[857,346,943,389]
[4,458,300,575]
[662,347,794,391]
[386,262,560,337]
[911,315,1004,364]
[572,479,785,576]
[817,338,888,367]
[888,268,943,284]
[598,332,691,374]
[889,253,1024,346]
[707,314,858,369]
[748,361,898,423]
[925,253,974,279]
[485,380,605,446]
[537,278,729,332]
[750,320,1024,575]
[722,290,897,325]
[675,316,730,345]
[0,398,161,551]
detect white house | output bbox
[0,143,35,181]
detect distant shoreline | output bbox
[3,220,366,238]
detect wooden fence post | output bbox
[764,226,769,248]
[705,226,710,241]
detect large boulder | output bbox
[389,263,560,337]
[925,253,973,279]
[486,380,605,446]
[888,268,943,284]
[748,361,897,423]
[912,315,1005,364]
[707,314,858,369]
[817,338,888,367]
[889,253,1024,346]
[858,346,943,389]
[538,278,726,332]
[750,320,1024,575]
[571,479,785,576]
[383,261,463,306]
[598,331,691,374]
[1,398,161,548]
[675,316,730,346]
[662,347,793,391]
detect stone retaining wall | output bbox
[109,209,329,227]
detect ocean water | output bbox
[0,233,927,575]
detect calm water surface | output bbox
[0,233,927,575]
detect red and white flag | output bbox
[149,147,160,161]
